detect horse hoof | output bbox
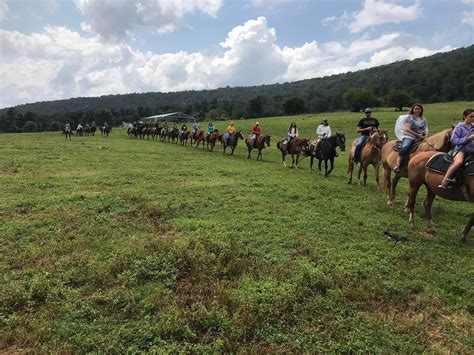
[428,228,437,236]
[460,235,468,243]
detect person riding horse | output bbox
[315,119,334,157]
[225,122,236,143]
[251,121,261,148]
[393,103,428,173]
[193,121,201,140]
[353,108,380,165]
[439,108,474,189]
[181,123,188,133]
[286,122,298,153]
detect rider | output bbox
[438,108,474,189]
[91,120,96,128]
[76,122,83,130]
[353,108,380,164]
[65,122,71,132]
[207,122,215,134]
[193,121,201,140]
[225,122,236,142]
[103,121,109,129]
[393,103,428,173]
[251,121,261,147]
[286,121,298,153]
[181,123,188,133]
[315,119,331,154]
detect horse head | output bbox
[336,133,346,151]
[237,130,245,140]
[265,135,271,147]
[370,129,388,149]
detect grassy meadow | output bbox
[1,102,473,352]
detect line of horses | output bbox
[63,126,111,139]
[124,124,471,241]
[345,127,472,242]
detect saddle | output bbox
[392,140,421,154]
[426,153,474,184]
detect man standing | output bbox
[353,108,380,164]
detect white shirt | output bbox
[316,124,331,139]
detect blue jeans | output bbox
[399,138,415,157]
[353,135,369,162]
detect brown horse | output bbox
[308,133,346,176]
[277,138,311,168]
[193,129,205,149]
[63,127,72,140]
[223,130,245,155]
[246,134,271,160]
[348,129,388,189]
[381,128,453,206]
[180,130,191,146]
[206,130,220,151]
[406,151,473,241]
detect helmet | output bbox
[256,121,260,125]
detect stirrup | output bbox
[438,178,454,189]
[393,164,401,173]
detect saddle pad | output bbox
[426,153,453,174]
[463,155,474,176]
[392,141,421,153]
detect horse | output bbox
[223,130,245,155]
[160,127,169,142]
[169,128,179,143]
[246,134,271,160]
[348,130,388,188]
[381,128,453,206]
[180,130,191,146]
[193,129,206,149]
[76,127,84,136]
[308,133,346,176]
[406,151,473,242]
[206,130,220,151]
[277,138,311,169]
[100,126,111,137]
[63,128,72,140]
[90,125,96,136]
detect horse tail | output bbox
[277,141,281,150]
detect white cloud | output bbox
[0,0,8,22]
[346,0,421,33]
[321,16,336,25]
[462,11,474,26]
[250,0,290,7]
[0,17,454,108]
[74,0,222,41]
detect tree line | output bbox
[1,45,472,133]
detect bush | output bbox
[22,121,38,132]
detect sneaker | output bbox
[438,179,453,189]
[393,164,401,173]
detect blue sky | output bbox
[0,0,473,108]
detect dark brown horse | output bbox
[223,130,245,155]
[406,151,473,241]
[309,133,346,176]
[180,130,191,146]
[348,129,388,189]
[246,134,271,160]
[63,127,72,140]
[100,126,111,137]
[193,129,205,149]
[206,130,220,151]
[381,128,453,206]
[277,138,311,169]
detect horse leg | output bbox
[388,174,402,206]
[357,164,363,186]
[327,158,334,176]
[347,155,354,184]
[310,156,314,173]
[363,165,368,187]
[407,181,422,226]
[247,147,251,159]
[257,149,262,161]
[324,159,329,177]
[231,146,236,155]
[282,152,287,167]
[374,162,381,192]
[461,213,474,243]
[423,188,437,235]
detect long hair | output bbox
[462,108,473,120]
[409,103,424,116]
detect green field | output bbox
[1,102,473,352]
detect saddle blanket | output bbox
[392,141,420,154]
[426,153,474,177]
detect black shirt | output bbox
[357,117,380,136]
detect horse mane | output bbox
[420,128,452,152]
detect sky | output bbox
[0,0,473,109]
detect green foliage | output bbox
[22,120,38,132]
[283,97,306,115]
[1,102,473,353]
[343,88,379,112]
[386,90,413,111]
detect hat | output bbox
[364,108,372,113]
[256,121,260,125]
[323,119,328,123]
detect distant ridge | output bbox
[2,45,473,117]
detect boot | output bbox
[438,178,453,189]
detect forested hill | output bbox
[1,45,473,132]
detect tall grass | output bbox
[1,102,473,352]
